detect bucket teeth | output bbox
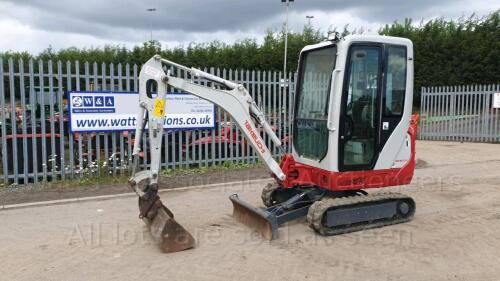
[139,197,195,253]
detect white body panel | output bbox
[390,133,412,169]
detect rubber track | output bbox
[307,192,415,236]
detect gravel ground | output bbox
[0,141,499,281]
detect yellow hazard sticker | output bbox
[153,98,165,117]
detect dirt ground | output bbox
[1,141,500,281]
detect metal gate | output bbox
[419,85,500,142]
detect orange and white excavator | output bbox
[129,33,419,253]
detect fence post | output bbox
[48,60,57,180]
[216,68,222,165]
[450,86,456,141]
[19,59,28,183]
[495,84,499,142]
[29,60,39,182]
[0,57,8,184]
[57,61,65,180]
[117,63,126,174]
[66,61,75,179]
[8,58,19,184]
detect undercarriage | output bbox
[230,183,415,239]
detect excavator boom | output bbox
[129,55,286,252]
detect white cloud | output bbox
[0,18,135,53]
[0,0,497,54]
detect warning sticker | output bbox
[145,66,161,79]
[154,98,165,117]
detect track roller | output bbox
[261,183,301,207]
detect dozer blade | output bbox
[139,197,195,253]
[229,194,278,240]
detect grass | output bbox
[162,161,263,178]
[2,174,130,191]
[0,166,4,189]
[0,161,264,190]
[70,174,129,187]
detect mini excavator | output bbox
[129,34,418,253]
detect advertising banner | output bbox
[68,91,215,133]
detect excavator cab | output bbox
[231,34,417,239]
[291,34,414,177]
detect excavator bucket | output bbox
[139,196,196,253]
[229,194,279,240]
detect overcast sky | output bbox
[0,0,498,53]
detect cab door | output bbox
[379,45,408,150]
[338,43,409,172]
[338,44,382,171]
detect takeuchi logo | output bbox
[245,120,266,154]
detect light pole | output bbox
[281,0,293,77]
[306,15,314,26]
[146,8,156,42]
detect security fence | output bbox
[0,57,295,185]
[419,85,500,142]
[2,56,499,185]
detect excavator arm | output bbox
[128,55,286,252]
[131,55,285,184]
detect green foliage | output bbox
[0,25,323,72]
[155,25,323,72]
[379,11,500,105]
[162,161,263,178]
[71,174,128,187]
